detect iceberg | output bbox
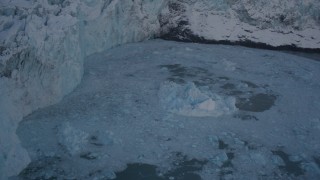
[159,81,237,117]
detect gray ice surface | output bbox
[14,40,320,180]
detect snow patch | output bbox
[159,81,237,117]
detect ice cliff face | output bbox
[0,0,319,178]
[0,0,166,178]
[160,0,320,50]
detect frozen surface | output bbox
[14,40,320,179]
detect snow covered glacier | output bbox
[0,0,166,178]
[0,0,319,179]
[160,0,320,49]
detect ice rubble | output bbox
[15,40,320,179]
[0,0,320,178]
[159,81,237,117]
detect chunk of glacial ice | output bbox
[211,152,229,167]
[158,81,237,117]
[57,122,89,156]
